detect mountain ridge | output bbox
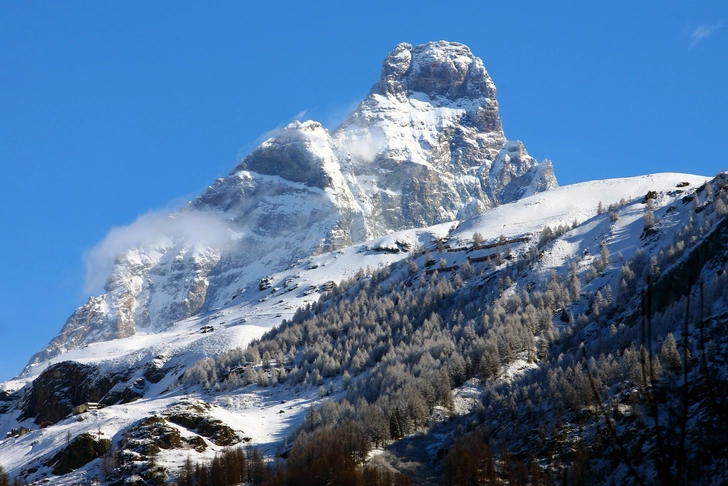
[28,40,557,365]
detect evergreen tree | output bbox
[644,208,655,230]
[715,197,728,217]
[660,332,681,372]
[472,231,484,248]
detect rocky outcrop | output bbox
[103,416,181,486]
[375,41,501,128]
[237,121,332,189]
[165,399,244,446]
[21,361,119,424]
[50,433,111,475]
[104,409,238,485]
[0,389,17,415]
[120,416,183,457]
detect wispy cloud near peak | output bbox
[689,22,723,47]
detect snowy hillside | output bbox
[0,171,717,485]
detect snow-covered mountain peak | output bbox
[332,41,553,234]
[22,40,559,368]
[377,41,498,110]
[231,120,339,190]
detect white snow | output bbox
[451,173,707,246]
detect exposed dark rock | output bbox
[237,121,329,189]
[100,387,143,406]
[21,361,119,424]
[197,419,240,446]
[165,400,243,446]
[50,433,111,475]
[184,435,207,453]
[166,412,201,430]
[6,426,30,438]
[120,416,182,457]
[143,359,166,384]
[105,416,192,486]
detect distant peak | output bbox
[234,120,334,189]
[376,41,496,103]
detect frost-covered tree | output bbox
[472,231,484,248]
[407,259,419,275]
[715,197,728,217]
[460,259,474,280]
[478,341,500,380]
[660,332,681,372]
[424,251,434,266]
[644,208,655,230]
[599,241,610,270]
[539,225,554,249]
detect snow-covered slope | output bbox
[0,171,711,485]
[451,173,707,245]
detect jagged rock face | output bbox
[197,120,367,248]
[21,362,119,424]
[28,41,558,364]
[493,141,558,203]
[50,433,111,475]
[165,399,244,446]
[334,41,556,234]
[376,42,501,129]
[237,121,332,189]
[29,244,221,365]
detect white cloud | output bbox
[83,210,236,294]
[292,110,308,121]
[320,100,362,130]
[339,130,388,164]
[689,22,723,47]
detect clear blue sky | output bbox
[1,1,726,381]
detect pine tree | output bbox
[715,197,728,217]
[660,333,681,372]
[644,208,655,230]
[600,241,610,269]
[472,231,484,248]
[407,259,419,275]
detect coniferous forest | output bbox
[174,177,728,485]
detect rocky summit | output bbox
[29,41,557,363]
